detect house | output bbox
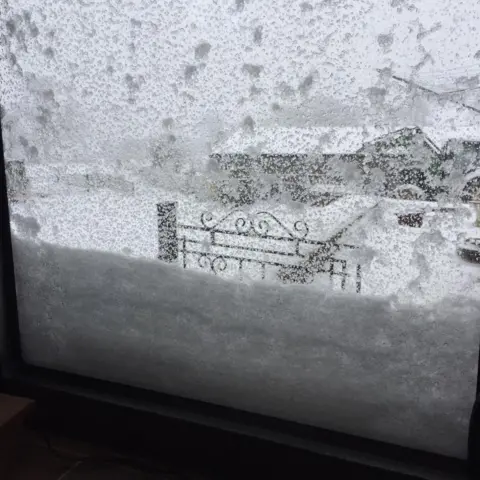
[208,126,389,205]
[356,126,445,200]
[358,126,441,162]
[441,138,480,201]
[208,126,445,204]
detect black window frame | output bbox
[0,121,479,479]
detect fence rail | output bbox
[157,202,362,293]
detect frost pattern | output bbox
[2,0,480,460]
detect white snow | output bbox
[9,190,378,290]
[466,169,480,183]
[338,199,480,304]
[391,184,427,200]
[212,126,392,155]
[358,127,442,156]
[9,182,480,460]
[10,184,480,304]
[4,0,480,462]
[12,234,479,460]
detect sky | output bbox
[1,0,480,165]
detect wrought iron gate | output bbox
[157,202,362,293]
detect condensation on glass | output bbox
[1,0,480,460]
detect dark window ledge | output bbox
[0,363,473,480]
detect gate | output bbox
[157,202,362,293]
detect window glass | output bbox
[2,0,480,459]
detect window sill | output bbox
[1,363,473,480]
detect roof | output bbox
[212,125,480,157]
[211,127,392,155]
[423,126,480,149]
[358,126,442,157]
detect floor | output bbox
[8,428,210,480]
[2,393,466,480]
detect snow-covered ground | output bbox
[8,166,480,460]
[339,199,480,304]
[10,164,480,304]
[12,234,480,460]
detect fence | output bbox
[157,202,362,293]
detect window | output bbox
[1,0,480,465]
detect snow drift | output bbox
[12,235,480,459]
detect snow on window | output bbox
[2,0,480,459]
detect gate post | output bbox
[157,202,178,262]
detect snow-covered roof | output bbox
[213,126,480,157]
[358,126,442,155]
[423,126,480,149]
[212,127,393,155]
